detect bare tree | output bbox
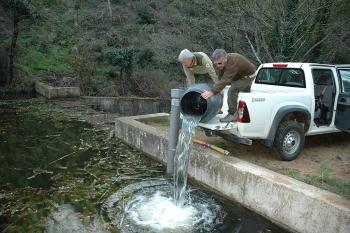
[4,0,37,84]
[107,0,112,21]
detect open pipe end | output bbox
[180,92,207,116]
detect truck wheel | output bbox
[274,120,305,161]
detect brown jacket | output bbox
[212,53,256,94]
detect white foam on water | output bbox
[106,114,224,232]
[125,190,218,232]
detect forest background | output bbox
[1,0,349,98]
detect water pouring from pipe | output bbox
[173,83,223,206]
[103,84,224,232]
[173,114,201,206]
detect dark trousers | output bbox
[227,76,255,115]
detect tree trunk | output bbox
[107,0,113,21]
[8,5,19,84]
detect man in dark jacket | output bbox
[201,49,256,122]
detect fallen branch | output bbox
[49,151,76,165]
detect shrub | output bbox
[136,48,154,68]
[103,47,135,69]
[137,6,156,25]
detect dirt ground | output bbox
[140,116,350,198]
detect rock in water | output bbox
[45,204,108,233]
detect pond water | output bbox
[0,99,289,233]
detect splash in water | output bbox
[125,190,217,232]
[173,115,201,206]
[103,180,223,233]
[126,191,198,230]
[101,114,226,232]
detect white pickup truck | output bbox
[199,63,350,161]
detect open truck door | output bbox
[335,66,350,133]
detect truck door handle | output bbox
[340,97,346,102]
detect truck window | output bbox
[255,68,305,88]
[338,69,350,93]
[312,69,335,86]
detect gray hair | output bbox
[212,49,227,61]
[178,49,195,62]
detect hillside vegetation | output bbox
[1,0,349,97]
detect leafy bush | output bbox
[137,5,156,25]
[136,48,154,68]
[103,47,135,69]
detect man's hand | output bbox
[201,91,214,99]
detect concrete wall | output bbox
[115,113,350,233]
[35,81,80,99]
[81,96,170,116]
[34,81,169,115]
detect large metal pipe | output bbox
[166,88,184,174]
[180,83,223,123]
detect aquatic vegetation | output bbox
[0,99,288,233]
[0,98,163,232]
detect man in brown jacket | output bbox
[201,49,256,122]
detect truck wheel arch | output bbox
[264,106,311,147]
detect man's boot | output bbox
[220,112,237,122]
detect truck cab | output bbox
[199,63,350,160]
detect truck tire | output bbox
[274,120,305,161]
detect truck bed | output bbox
[198,113,237,131]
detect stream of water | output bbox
[173,115,201,206]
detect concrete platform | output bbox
[115,113,350,233]
[81,96,169,116]
[35,81,80,99]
